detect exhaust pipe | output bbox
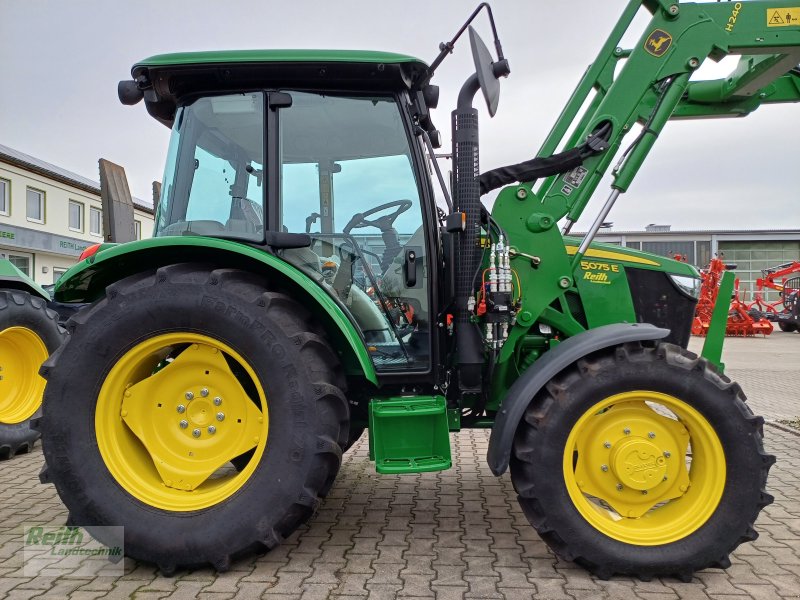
[452,74,484,393]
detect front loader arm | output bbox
[532,0,800,231]
[488,1,799,408]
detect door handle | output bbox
[404,249,417,287]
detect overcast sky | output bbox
[1,0,797,231]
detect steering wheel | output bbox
[342,199,412,235]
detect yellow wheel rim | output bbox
[96,333,269,512]
[563,391,725,545]
[0,327,49,424]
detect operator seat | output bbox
[282,247,393,342]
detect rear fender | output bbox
[54,237,378,385]
[487,322,669,475]
[0,260,50,300]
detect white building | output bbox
[0,143,155,285]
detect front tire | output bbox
[510,342,774,580]
[0,290,65,459]
[39,265,348,572]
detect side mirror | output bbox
[118,80,144,106]
[468,26,510,117]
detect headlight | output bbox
[668,274,701,299]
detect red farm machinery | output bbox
[748,261,800,333]
[692,256,773,337]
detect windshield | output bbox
[155,93,265,242]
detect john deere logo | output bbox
[644,29,672,57]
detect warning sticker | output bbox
[767,7,800,26]
[564,166,588,188]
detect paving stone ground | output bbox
[1,331,798,599]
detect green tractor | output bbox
[38,0,797,579]
[0,261,64,459]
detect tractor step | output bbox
[368,396,452,474]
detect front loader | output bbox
[38,0,798,580]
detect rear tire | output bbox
[0,290,65,459]
[510,342,774,580]
[342,427,365,452]
[778,322,797,333]
[39,264,349,572]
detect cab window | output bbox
[278,92,430,372]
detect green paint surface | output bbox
[136,49,426,69]
[55,236,377,385]
[0,259,50,299]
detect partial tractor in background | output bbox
[0,262,64,459]
[1,159,139,458]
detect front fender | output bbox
[0,259,50,300]
[487,322,669,476]
[55,236,378,385]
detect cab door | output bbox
[275,91,431,373]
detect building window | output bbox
[134,220,142,239]
[26,188,45,223]
[696,241,711,269]
[0,253,31,276]
[0,178,9,216]
[53,268,68,283]
[69,200,84,232]
[90,207,102,236]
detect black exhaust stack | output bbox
[452,26,510,394]
[452,73,484,392]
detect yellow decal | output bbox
[580,260,620,273]
[644,29,673,57]
[583,271,612,284]
[768,7,800,26]
[726,2,743,32]
[565,245,661,267]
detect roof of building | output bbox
[0,143,154,214]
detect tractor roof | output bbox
[130,50,429,127]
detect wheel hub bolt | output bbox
[217,412,225,422]
[623,428,631,435]
[603,441,611,449]
[185,391,194,401]
[213,397,222,406]
[663,451,671,458]
[663,476,668,482]
[200,388,209,397]
[177,405,186,414]
[179,420,188,429]
[616,484,623,491]
[192,429,201,438]
[641,490,648,495]
[648,432,656,439]
[208,426,216,435]
[601,464,609,472]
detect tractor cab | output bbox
[132,51,439,372]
